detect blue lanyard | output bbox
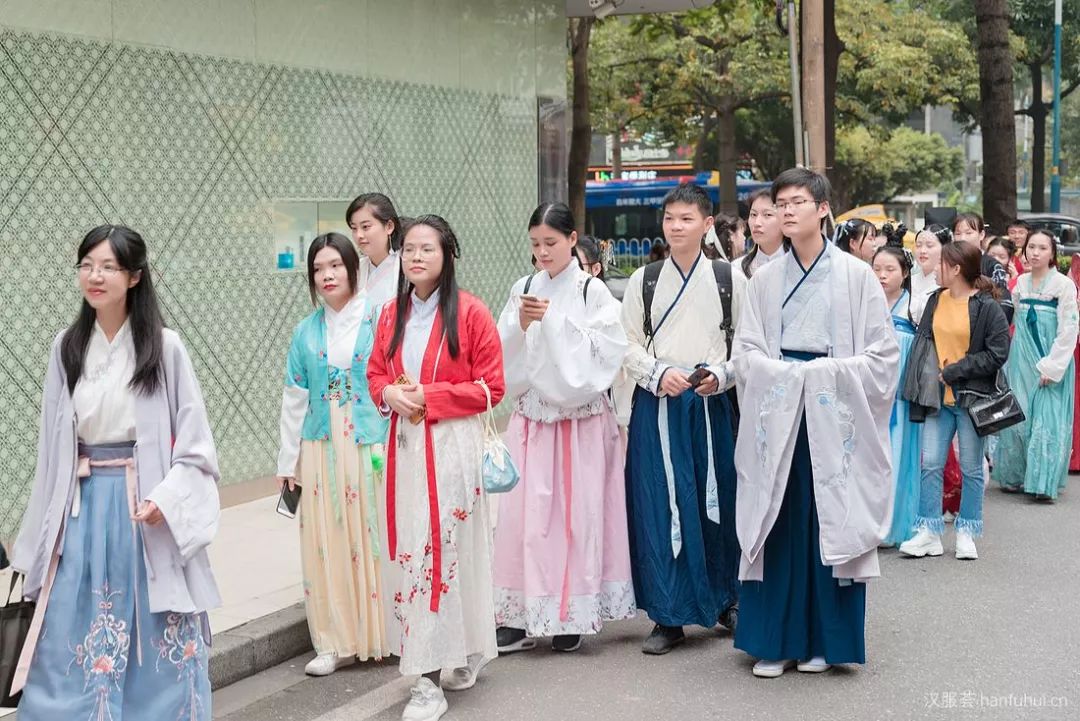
[782,242,827,309]
[649,254,701,348]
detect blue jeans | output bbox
[916,403,986,537]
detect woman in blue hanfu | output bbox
[872,244,922,546]
[13,225,220,720]
[994,229,1079,500]
[277,233,392,675]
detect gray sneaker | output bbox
[441,654,491,692]
[641,624,684,655]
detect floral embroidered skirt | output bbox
[493,408,636,636]
[298,399,394,660]
[391,415,497,676]
[19,443,210,721]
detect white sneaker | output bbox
[304,652,355,676]
[797,656,832,673]
[752,659,795,678]
[955,530,978,560]
[942,511,956,523]
[441,654,491,692]
[402,677,448,721]
[898,529,943,558]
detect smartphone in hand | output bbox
[687,367,712,388]
[277,483,302,518]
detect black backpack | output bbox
[641,259,734,359]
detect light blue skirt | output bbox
[19,442,211,721]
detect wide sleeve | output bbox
[366,305,397,417]
[620,268,669,394]
[145,336,221,563]
[496,277,530,400]
[424,300,506,421]
[522,282,627,407]
[11,334,66,578]
[1035,275,1080,383]
[942,299,1010,384]
[277,325,309,478]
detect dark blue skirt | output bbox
[735,419,866,664]
[625,386,739,628]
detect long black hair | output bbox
[528,202,576,237]
[576,235,605,281]
[346,192,403,252]
[741,187,788,279]
[387,215,462,361]
[61,225,165,395]
[306,232,360,307]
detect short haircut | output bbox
[661,182,713,218]
[771,167,831,204]
[1007,218,1031,231]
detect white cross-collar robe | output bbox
[732,242,900,582]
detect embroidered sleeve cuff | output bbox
[647,361,673,395]
[704,362,735,393]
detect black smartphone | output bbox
[687,367,711,388]
[276,483,302,518]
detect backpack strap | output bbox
[583,276,593,305]
[523,272,539,295]
[712,259,734,360]
[641,260,665,342]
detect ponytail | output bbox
[974,276,1000,300]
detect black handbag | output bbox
[966,373,1025,437]
[0,573,34,707]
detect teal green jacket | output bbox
[285,303,388,444]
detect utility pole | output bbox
[784,2,805,167]
[801,0,826,173]
[1051,0,1063,212]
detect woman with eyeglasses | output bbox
[13,225,219,720]
[367,216,504,721]
[993,229,1079,501]
[492,203,633,657]
[276,233,392,676]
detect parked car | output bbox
[1019,213,1080,255]
[604,265,630,301]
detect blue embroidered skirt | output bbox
[19,443,211,721]
[625,387,739,628]
[735,419,866,664]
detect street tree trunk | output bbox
[716,102,738,215]
[974,0,1017,231]
[611,128,623,178]
[1027,62,1048,213]
[824,0,841,183]
[568,17,595,235]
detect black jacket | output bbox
[903,288,1011,422]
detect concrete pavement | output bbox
[212,487,1080,721]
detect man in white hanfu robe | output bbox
[621,183,746,655]
[731,168,898,678]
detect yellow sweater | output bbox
[933,291,971,405]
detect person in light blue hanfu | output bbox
[873,244,922,546]
[994,229,1079,500]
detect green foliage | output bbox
[834,126,963,207]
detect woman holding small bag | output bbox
[492,203,633,656]
[367,215,504,721]
[900,241,1010,561]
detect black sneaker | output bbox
[718,604,738,633]
[551,634,582,652]
[496,626,536,654]
[641,624,684,655]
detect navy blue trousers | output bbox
[735,419,866,664]
[625,387,739,628]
